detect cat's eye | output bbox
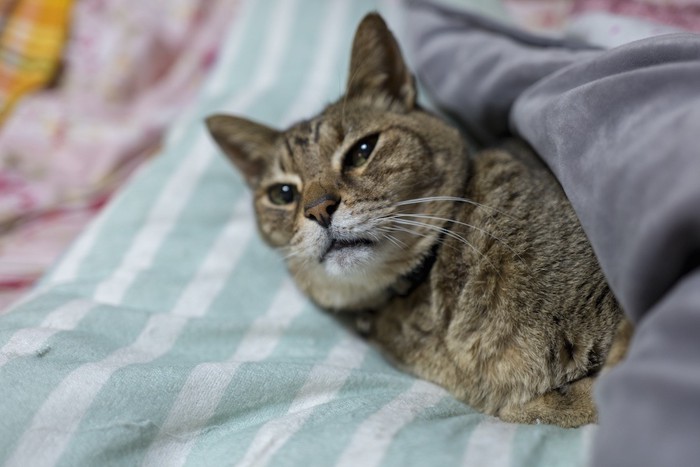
[343,134,379,169]
[267,184,298,205]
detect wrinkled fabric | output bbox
[0,0,239,310]
[405,2,700,466]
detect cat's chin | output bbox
[321,243,375,277]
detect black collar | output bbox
[387,234,443,299]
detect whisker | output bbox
[387,218,503,278]
[378,225,464,256]
[394,196,518,221]
[380,232,405,250]
[282,250,301,260]
[392,213,528,266]
[375,227,408,249]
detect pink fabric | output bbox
[504,0,700,34]
[0,0,238,311]
[0,201,106,310]
[577,0,700,32]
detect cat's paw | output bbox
[498,378,598,428]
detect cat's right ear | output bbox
[206,114,280,188]
[346,13,416,109]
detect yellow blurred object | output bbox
[0,0,74,122]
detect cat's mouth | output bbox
[321,237,375,262]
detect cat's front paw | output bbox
[497,377,598,428]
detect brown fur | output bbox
[206,13,631,427]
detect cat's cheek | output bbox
[267,230,289,247]
[296,225,332,260]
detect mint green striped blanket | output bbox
[0,1,595,465]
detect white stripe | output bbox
[461,417,518,467]
[93,0,294,307]
[206,0,257,98]
[279,0,351,127]
[163,0,249,155]
[4,193,119,311]
[0,288,40,315]
[335,380,447,467]
[221,0,298,114]
[4,315,188,467]
[238,336,368,467]
[45,211,108,285]
[227,4,357,460]
[0,299,97,368]
[163,104,201,151]
[92,135,214,305]
[579,424,597,466]
[34,0,243,291]
[2,0,239,357]
[7,0,297,461]
[140,279,307,467]
[4,205,254,467]
[47,159,157,287]
[171,198,252,317]
[4,192,117,315]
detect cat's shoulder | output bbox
[471,139,561,196]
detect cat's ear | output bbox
[206,114,280,187]
[346,13,416,109]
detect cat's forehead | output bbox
[277,114,342,174]
[273,101,393,179]
[286,116,340,148]
[284,101,382,148]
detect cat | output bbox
[205,13,632,428]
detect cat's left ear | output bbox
[346,13,416,109]
[206,114,281,188]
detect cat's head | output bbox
[206,14,468,310]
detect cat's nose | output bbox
[304,194,340,228]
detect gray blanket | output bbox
[404,2,700,466]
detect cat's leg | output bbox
[499,319,633,427]
[497,377,598,428]
[603,318,633,369]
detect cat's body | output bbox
[207,14,631,427]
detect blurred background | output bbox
[0,0,239,309]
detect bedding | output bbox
[2,0,693,465]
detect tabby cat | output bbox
[206,13,631,427]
